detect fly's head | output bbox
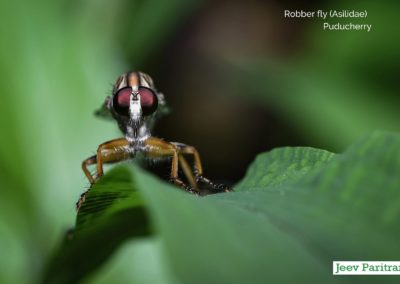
[105,71,166,142]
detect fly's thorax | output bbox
[113,71,155,93]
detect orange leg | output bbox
[175,144,232,193]
[96,138,132,178]
[79,136,230,212]
[82,138,131,185]
[82,155,97,184]
[177,144,203,174]
[178,154,198,189]
[78,138,132,211]
[145,137,199,194]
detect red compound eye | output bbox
[113,87,131,116]
[138,87,158,116]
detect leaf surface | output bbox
[45,131,400,284]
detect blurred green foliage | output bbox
[227,0,400,151]
[0,0,399,283]
[0,0,201,283]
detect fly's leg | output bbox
[96,138,131,180]
[76,189,89,211]
[78,155,97,211]
[82,137,131,184]
[194,169,232,192]
[178,145,232,193]
[178,154,198,189]
[82,155,97,185]
[145,137,199,195]
[78,138,131,211]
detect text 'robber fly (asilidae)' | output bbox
[77,71,232,210]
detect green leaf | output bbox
[43,167,151,284]
[235,146,334,190]
[83,238,179,284]
[44,131,400,284]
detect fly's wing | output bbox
[94,96,113,120]
[155,92,171,119]
[156,104,171,119]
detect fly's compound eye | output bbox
[113,87,131,116]
[138,87,158,116]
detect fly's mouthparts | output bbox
[126,120,140,139]
[133,126,138,138]
[129,118,141,127]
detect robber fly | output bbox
[77,71,231,210]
